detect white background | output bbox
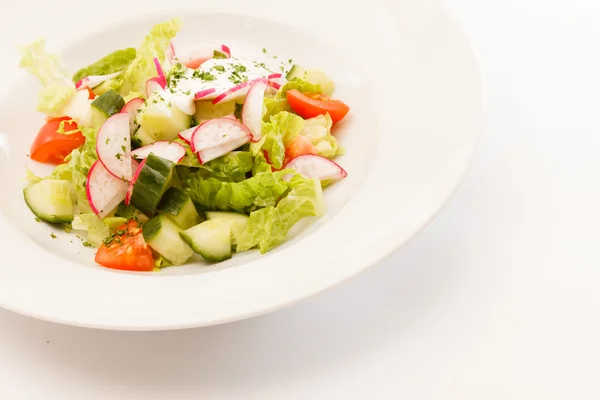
[1,0,599,398]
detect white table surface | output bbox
[1,0,598,398]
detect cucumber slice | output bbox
[158,188,203,230]
[143,215,193,265]
[130,154,175,217]
[131,127,156,148]
[91,89,125,118]
[194,100,236,123]
[180,219,232,262]
[24,180,74,224]
[286,65,335,96]
[138,92,192,141]
[205,211,249,247]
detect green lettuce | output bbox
[251,111,305,169]
[18,39,76,115]
[72,214,127,247]
[300,113,342,158]
[176,139,253,182]
[184,170,292,213]
[49,126,98,213]
[252,152,272,176]
[263,78,323,121]
[237,175,326,253]
[72,48,136,83]
[117,18,182,96]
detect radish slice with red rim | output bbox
[146,77,166,97]
[178,126,197,143]
[121,97,144,133]
[96,113,133,181]
[153,57,165,79]
[242,79,269,142]
[212,77,265,105]
[87,161,130,219]
[131,141,186,163]
[194,88,217,100]
[198,135,251,164]
[220,44,231,58]
[75,71,122,91]
[125,159,146,206]
[191,118,251,154]
[268,80,282,90]
[267,73,282,80]
[284,154,348,181]
[166,42,176,63]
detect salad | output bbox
[20,18,350,272]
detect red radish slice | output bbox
[268,80,282,90]
[267,73,282,80]
[212,77,265,105]
[153,57,165,79]
[191,118,251,154]
[87,161,129,219]
[220,44,231,58]
[131,141,186,163]
[284,154,348,181]
[198,135,250,164]
[178,126,197,143]
[96,113,132,181]
[75,71,122,90]
[121,97,144,133]
[242,79,269,142]
[125,159,146,206]
[146,76,166,97]
[166,42,176,63]
[194,88,217,100]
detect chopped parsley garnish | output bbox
[121,145,127,153]
[116,153,123,161]
[288,59,293,64]
[262,48,267,54]
[193,70,216,81]
[50,233,57,239]
[35,217,41,223]
[82,241,93,248]
[183,90,191,95]
[213,65,225,72]
[280,65,285,72]
[105,138,110,145]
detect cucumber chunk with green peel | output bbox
[91,89,125,118]
[138,92,192,141]
[180,219,232,262]
[286,65,335,96]
[24,180,74,224]
[143,215,193,265]
[130,154,175,217]
[205,211,249,247]
[131,127,156,148]
[158,188,203,230]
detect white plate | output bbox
[0,0,483,330]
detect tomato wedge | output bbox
[286,90,350,123]
[284,135,317,165]
[95,220,155,272]
[30,117,85,165]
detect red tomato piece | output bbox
[95,220,155,272]
[284,135,317,166]
[286,90,350,123]
[30,117,85,165]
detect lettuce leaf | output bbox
[72,48,136,83]
[176,139,253,182]
[49,126,98,213]
[236,175,326,253]
[117,18,182,96]
[300,113,342,159]
[72,214,127,247]
[252,152,272,176]
[184,170,292,213]
[18,39,76,116]
[251,111,305,169]
[263,78,323,121]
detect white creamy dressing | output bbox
[158,57,287,115]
